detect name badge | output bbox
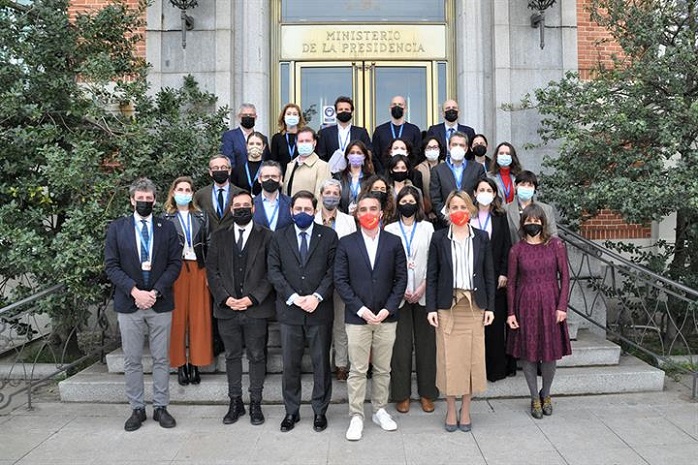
[407,260,416,270]
[348,201,357,215]
[183,249,197,261]
[141,261,151,271]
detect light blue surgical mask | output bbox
[497,154,512,167]
[174,193,192,206]
[517,185,535,201]
[284,114,300,127]
[297,142,314,156]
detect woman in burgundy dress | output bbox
[506,204,570,419]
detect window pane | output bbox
[374,67,428,131]
[300,66,353,131]
[282,0,445,23]
[437,62,447,108]
[280,62,290,105]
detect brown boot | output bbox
[395,398,410,413]
[420,397,435,413]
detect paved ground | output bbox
[1,378,697,465]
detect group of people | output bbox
[104,95,572,440]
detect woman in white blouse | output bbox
[385,185,437,414]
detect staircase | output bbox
[58,321,664,404]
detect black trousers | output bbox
[218,313,268,402]
[485,288,516,381]
[390,302,438,401]
[280,322,332,416]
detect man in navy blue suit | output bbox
[252,161,294,231]
[334,193,407,441]
[426,99,476,160]
[104,178,182,432]
[221,103,270,169]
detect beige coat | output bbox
[285,153,331,199]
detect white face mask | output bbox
[391,149,408,157]
[297,142,314,156]
[497,154,512,167]
[284,114,300,127]
[476,192,495,206]
[424,149,440,161]
[450,146,466,161]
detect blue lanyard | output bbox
[176,212,192,248]
[285,133,296,159]
[338,127,351,152]
[398,220,418,258]
[135,218,151,260]
[245,163,259,189]
[390,123,404,139]
[350,175,362,201]
[265,200,280,227]
[447,158,466,190]
[476,212,491,233]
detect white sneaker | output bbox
[372,408,398,431]
[346,415,363,441]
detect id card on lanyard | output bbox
[177,212,197,261]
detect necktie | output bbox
[447,127,454,142]
[299,231,308,264]
[140,220,150,286]
[237,228,244,252]
[217,188,225,218]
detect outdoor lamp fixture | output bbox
[169,0,198,49]
[528,0,556,50]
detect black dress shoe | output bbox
[189,364,201,385]
[177,365,189,386]
[124,408,146,432]
[249,400,265,425]
[223,397,245,425]
[153,407,176,428]
[280,413,300,432]
[313,414,328,432]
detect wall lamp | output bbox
[169,0,199,49]
[529,0,557,50]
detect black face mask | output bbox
[390,106,404,120]
[336,111,352,123]
[523,223,543,237]
[135,200,154,218]
[240,116,255,129]
[261,179,280,193]
[211,170,229,185]
[371,191,388,207]
[391,171,409,182]
[232,207,253,226]
[472,145,487,157]
[397,202,418,218]
[444,109,459,122]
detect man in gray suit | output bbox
[504,170,558,245]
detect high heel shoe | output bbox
[177,365,190,386]
[189,363,201,385]
[444,422,458,432]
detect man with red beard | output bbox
[333,193,407,441]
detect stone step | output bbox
[58,353,664,404]
[105,329,618,375]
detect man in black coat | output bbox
[371,95,422,172]
[316,96,373,170]
[268,190,338,433]
[426,99,476,160]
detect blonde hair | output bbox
[444,190,478,217]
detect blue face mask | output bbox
[174,193,192,206]
[517,185,535,201]
[292,211,314,229]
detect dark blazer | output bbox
[194,183,243,233]
[270,132,298,167]
[426,123,476,159]
[488,212,512,279]
[206,223,275,319]
[267,224,338,326]
[160,210,210,268]
[220,127,270,170]
[372,121,422,172]
[252,192,294,231]
[316,124,373,162]
[334,230,408,325]
[429,161,486,220]
[425,227,495,313]
[231,160,262,197]
[104,215,182,314]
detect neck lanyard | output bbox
[245,162,259,189]
[176,211,192,248]
[349,174,362,200]
[398,219,417,258]
[390,123,404,139]
[498,173,512,201]
[265,199,280,227]
[338,126,351,152]
[446,158,466,190]
[285,133,296,159]
[136,218,151,259]
[476,212,491,233]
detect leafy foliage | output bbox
[0,0,227,340]
[529,0,698,281]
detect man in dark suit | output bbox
[426,99,476,160]
[252,161,294,231]
[194,155,243,233]
[220,103,270,169]
[371,95,422,173]
[334,193,407,441]
[267,191,338,433]
[316,96,374,171]
[104,178,182,432]
[430,131,486,225]
[206,190,275,426]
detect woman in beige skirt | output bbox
[426,191,496,432]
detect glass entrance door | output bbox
[293,61,437,133]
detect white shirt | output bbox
[384,220,434,306]
[133,213,153,262]
[361,229,380,269]
[234,220,254,250]
[337,124,352,152]
[449,225,475,291]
